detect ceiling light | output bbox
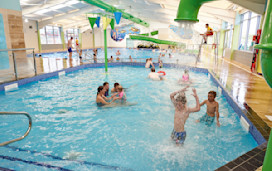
[25,19,29,22]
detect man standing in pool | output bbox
[196,91,220,127]
[170,86,200,145]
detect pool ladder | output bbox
[0,112,32,146]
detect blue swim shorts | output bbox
[68,48,72,53]
[171,129,186,144]
[199,113,215,126]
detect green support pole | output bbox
[36,21,42,52]
[104,29,108,72]
[263,130,272,171]
[60,27,65,50]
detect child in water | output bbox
[182,69,189,82]
[116,85,126,103]
[159,59,163,68]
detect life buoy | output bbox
[158,71,166,76]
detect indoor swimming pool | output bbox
[0,66,258,170]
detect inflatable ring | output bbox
[158,71,166,76]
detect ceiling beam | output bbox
[200,5,236,19]
[22,0,67,15]
[38,6,95,28]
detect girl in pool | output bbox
[179,69,192,84]
[116,85,126,103]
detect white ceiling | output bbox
[20,0,265,32]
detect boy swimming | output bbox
[196,91,220,127]
[170,86,200,145]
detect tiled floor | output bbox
[1,48,272,131]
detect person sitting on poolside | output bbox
[96,86,117,107]
[111,82,120,93]
[196,91,220,127]
[201,23,213,44]
[170,86,200,145]
[116,50,121,56]
[148,68,163,81]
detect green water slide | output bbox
[129,35,184,47]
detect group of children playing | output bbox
[147,66,220,145]
[96,82,126,106]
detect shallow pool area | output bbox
[0,66,258,170]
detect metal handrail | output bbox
[0,112,32,146]
[0,48,35,52]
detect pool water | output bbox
[0,66,257,170]
[39,48,197,65]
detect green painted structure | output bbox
[175,0,215,22]
[83,0,149,27]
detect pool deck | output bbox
[0,50,271,137]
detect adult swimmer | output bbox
[148,68,164,81]
[96,86,117,107]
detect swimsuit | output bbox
[182,75,189,81]
[171,129,186,144]
[68,48,72,53]
[104,90,109,97]
[199,113,215,126]
[96,102,104,107]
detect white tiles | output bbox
[58,71,65,76]
[240,116,250,132]
[4,83,18,91]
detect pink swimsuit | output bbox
[182,75,189,81]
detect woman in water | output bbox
[96,86,117,106]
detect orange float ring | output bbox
[158,71,166,76]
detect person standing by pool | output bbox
[68,37,73,59]
[170,86,200,145]
[75,38,79,53]
[96,86,117,106]
[196,91,220,127]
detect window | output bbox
[65,28,79,43]
[39,26,62,44]
[238,12,261,51]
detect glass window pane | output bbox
[40,28,47,44]
[46,26,54,44]
[247,17,258,50]
[240,20,248,50]
[243,12,250,20]
[53,27,61,44]
[251,12,258,18]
